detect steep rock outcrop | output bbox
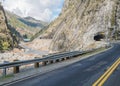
[44,0,119,52]
[0,4,16,51]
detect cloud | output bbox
[0,0,64,22]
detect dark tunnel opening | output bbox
[94,33,105,41]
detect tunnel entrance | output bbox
[94,32,105,41]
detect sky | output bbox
[0,0,64,22]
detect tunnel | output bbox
[94,32,105,41]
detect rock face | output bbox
[0,4,16,51]
[44,0,120,52]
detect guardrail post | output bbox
[66,57,70,59]
[34,62,39,68]
[14,66,19,74]
[56,59,60,62]
[42,61,47,66]
[64,58,67,60]
[50,60,54,64]
[13,60,20,74]
[34,57,39,68]
[2,61,9,77]
[61,58,65,61]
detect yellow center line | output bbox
[98,59,120,86]
[93,58,120,86]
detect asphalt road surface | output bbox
[6,43,120,86]
[103,63,120,86]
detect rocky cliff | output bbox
[0,4,17,51]
[43,0,120,52]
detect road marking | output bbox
[93,58,120,86]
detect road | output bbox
[6,43,120,86]
[103,64,120,86]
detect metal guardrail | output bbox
[0,46,107,75]
[0,51,86,69]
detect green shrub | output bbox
[2,41,10,50]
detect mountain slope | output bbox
[23,16,48,28]
[5,11,48,39]
[44,0,120,52]
[0,4,17,51]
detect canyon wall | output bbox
[44,0,120,52]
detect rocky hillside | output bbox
[0,4,17,51]
[5,11,48,39]
[43,0,120,52]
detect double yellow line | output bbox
[93,58,120,86]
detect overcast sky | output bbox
[0,0,64,22]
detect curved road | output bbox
[6,43,120,86]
